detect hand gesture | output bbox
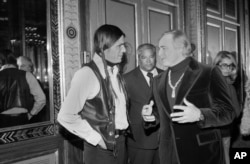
[170,98,201,123]
[142,100,155,122]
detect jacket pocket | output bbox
[196,129,221,146]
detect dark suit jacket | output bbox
[152,58,235,164]
[124,67,162,149]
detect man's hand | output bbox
[98,138,107,149]
[170,98,201,123]
[142,100,155,122]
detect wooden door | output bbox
[88,0,183,72]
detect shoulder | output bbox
[72,66,97,84]
[190,59,214,75]
[25,71,35,78]
[75,65,93,76]
[123,67,139,79]
[156,67,164,73]
[154,70,166,81]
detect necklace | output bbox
[168,70,185,98]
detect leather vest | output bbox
[79,61,118,150]
[0,68,34,113]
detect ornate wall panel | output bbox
[52,0,61,116]
[62,0,81,94]
[185,0,206,62]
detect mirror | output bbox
[0,0,59,132]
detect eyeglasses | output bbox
[218,63,236,70]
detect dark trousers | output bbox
[128,146,160,164]
[84,135,127,164]
[0,113,28,128]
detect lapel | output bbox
[135,67,151,95]
[157,70,171,117]
[175,58,202,105]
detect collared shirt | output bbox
[0,65,46,115]
[107,66,128,129]
[57,54,128,146]
[140,68,158,86]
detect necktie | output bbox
[147,72,153,86]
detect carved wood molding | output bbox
[0,0,59,144]
[185,0,206,63]
[62,0,81,94]
[0,124,55,145]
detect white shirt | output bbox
[139,68,158,86]
[107,66,128,129]
[57,54,128,146]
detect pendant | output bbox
[171,89,175,98]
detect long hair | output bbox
[213,51,238,82]
[93,24,125,54]
[93,24,128,108]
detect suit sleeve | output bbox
[199,67,235,128]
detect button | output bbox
[109,131,114,136]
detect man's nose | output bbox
[146,58,151,63]
[121,45,126,53]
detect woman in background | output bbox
[213,51,241,164]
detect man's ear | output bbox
[103,49,108,58]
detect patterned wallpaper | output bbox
[63,0,81,94]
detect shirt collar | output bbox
[140,67,157,77]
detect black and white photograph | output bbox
[0,0,250,164]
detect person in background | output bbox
[0,50,46,128]
[17,55,47,123]
[17,56,34,73]
[57,24,129,164]
[124,43,162,164]
[213,51,241,164]
[141,30,235,164]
